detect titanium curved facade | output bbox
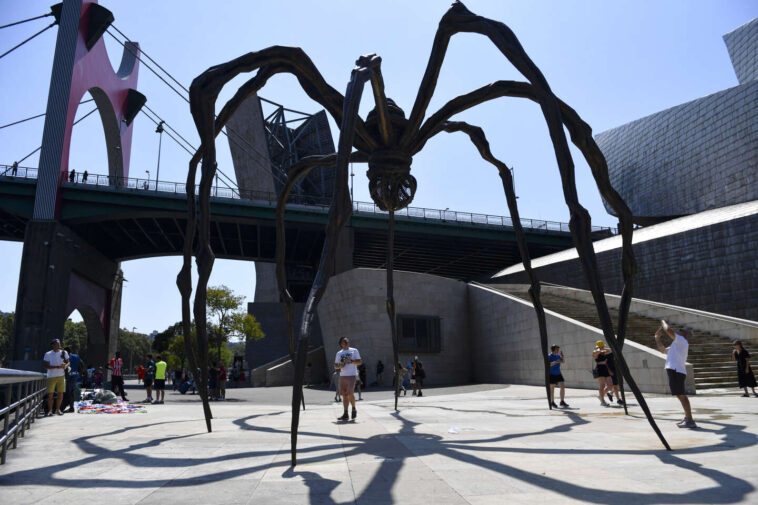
[595,18,758,223]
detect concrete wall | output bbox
[246,301,323,370]
[541,285,758,344]
[468,284,695,395]
[495,210,758,322]
[264,347,328,387]
[317,269,471,386]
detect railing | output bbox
[0,368,46,465]
[1,166,618,235]
[0,163,37,180]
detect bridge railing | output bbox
[4,167,617,235]
[0,164,37,180]
[0,368,46,465]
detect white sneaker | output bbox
[600,400,609,407]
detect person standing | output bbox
[218,362,227,400]
[154,355,167,404]
[655,321,696,428]
[108,351,128,401]
[63,346,82,413]
[593,341,613,406]
[376,360,384,385]
[43,339,69,416]
[548,345,569,408]
[143,354,155,403]
[732,341,757,397]
[334,337,362,421]
[413,358,425,397]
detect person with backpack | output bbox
[43,339,69,416]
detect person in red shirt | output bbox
[107,352,128,401]
[136,365,146,384]
[218,364,227,400]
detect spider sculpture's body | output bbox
[178,1,671,466]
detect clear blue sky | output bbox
[0,1,755,334]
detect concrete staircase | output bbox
[485,284,739,390]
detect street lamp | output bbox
[154,121,164,190]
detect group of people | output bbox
[546,320,757,430]
[139,353,167,404]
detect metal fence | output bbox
[0,368,46,465]
[1,165,618,235]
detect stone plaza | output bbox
[1,383,757,504]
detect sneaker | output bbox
[412,391,417,396]
[607,393,613,402]
[337,412,349,421]
[600,401,609,407]
[617,399,624,406]
[418,391,422,397]
[560,401,569,408]
[56,410,64,416]
[741,394,749,397]
[156,400,164,404]
[351,408,357,420]
[550,402,559,408]
[678,419,697,429]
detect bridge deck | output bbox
[0,172,615,280]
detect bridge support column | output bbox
[11,221,122,371]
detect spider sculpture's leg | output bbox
[439,121,554,409]
[290,55,380,466]
[404,2,668,449]
[177,151,213,432]
[180,46,375,432]
[415,80,638,414]
[275,153,338,411]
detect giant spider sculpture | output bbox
[177,1,671,466]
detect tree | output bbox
[153,322,182,353]
[118,328,152,373]
[0,312,13,367]
[63,319,88,356]
[206,285,246,365]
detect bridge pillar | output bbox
[10,222,122,371]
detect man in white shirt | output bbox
[43,339,69,416]
[334,337,362,421]
[655,320,696,429]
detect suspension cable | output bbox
[0,98,94,130]
[0,12,53,30]
[106,27,285,187]
[110,24,189,95]
[14,106,98,164]
[0,21,56,60]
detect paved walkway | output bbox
[1,384,757,504]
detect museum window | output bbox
[397,315,441,353]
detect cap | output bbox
[51,338,61,344]
[595,340,605,348]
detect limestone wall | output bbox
[317,269,471,386]
[468,284,695,395]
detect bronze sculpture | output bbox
[178,1,671,466]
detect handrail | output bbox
[0,368,46,465]
[0,165,619,235]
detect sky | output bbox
[0,0,755,334]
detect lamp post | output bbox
[155,121,164,190]
[131,326,137,374]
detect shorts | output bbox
[549,374,564,384]
[144,377,153,388]
[47,376,65,393]
[339,375,356,396]
[597,365,611,378]
[667,368,686,396]
[154,379,165,391]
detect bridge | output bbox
[0,166,614,280]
